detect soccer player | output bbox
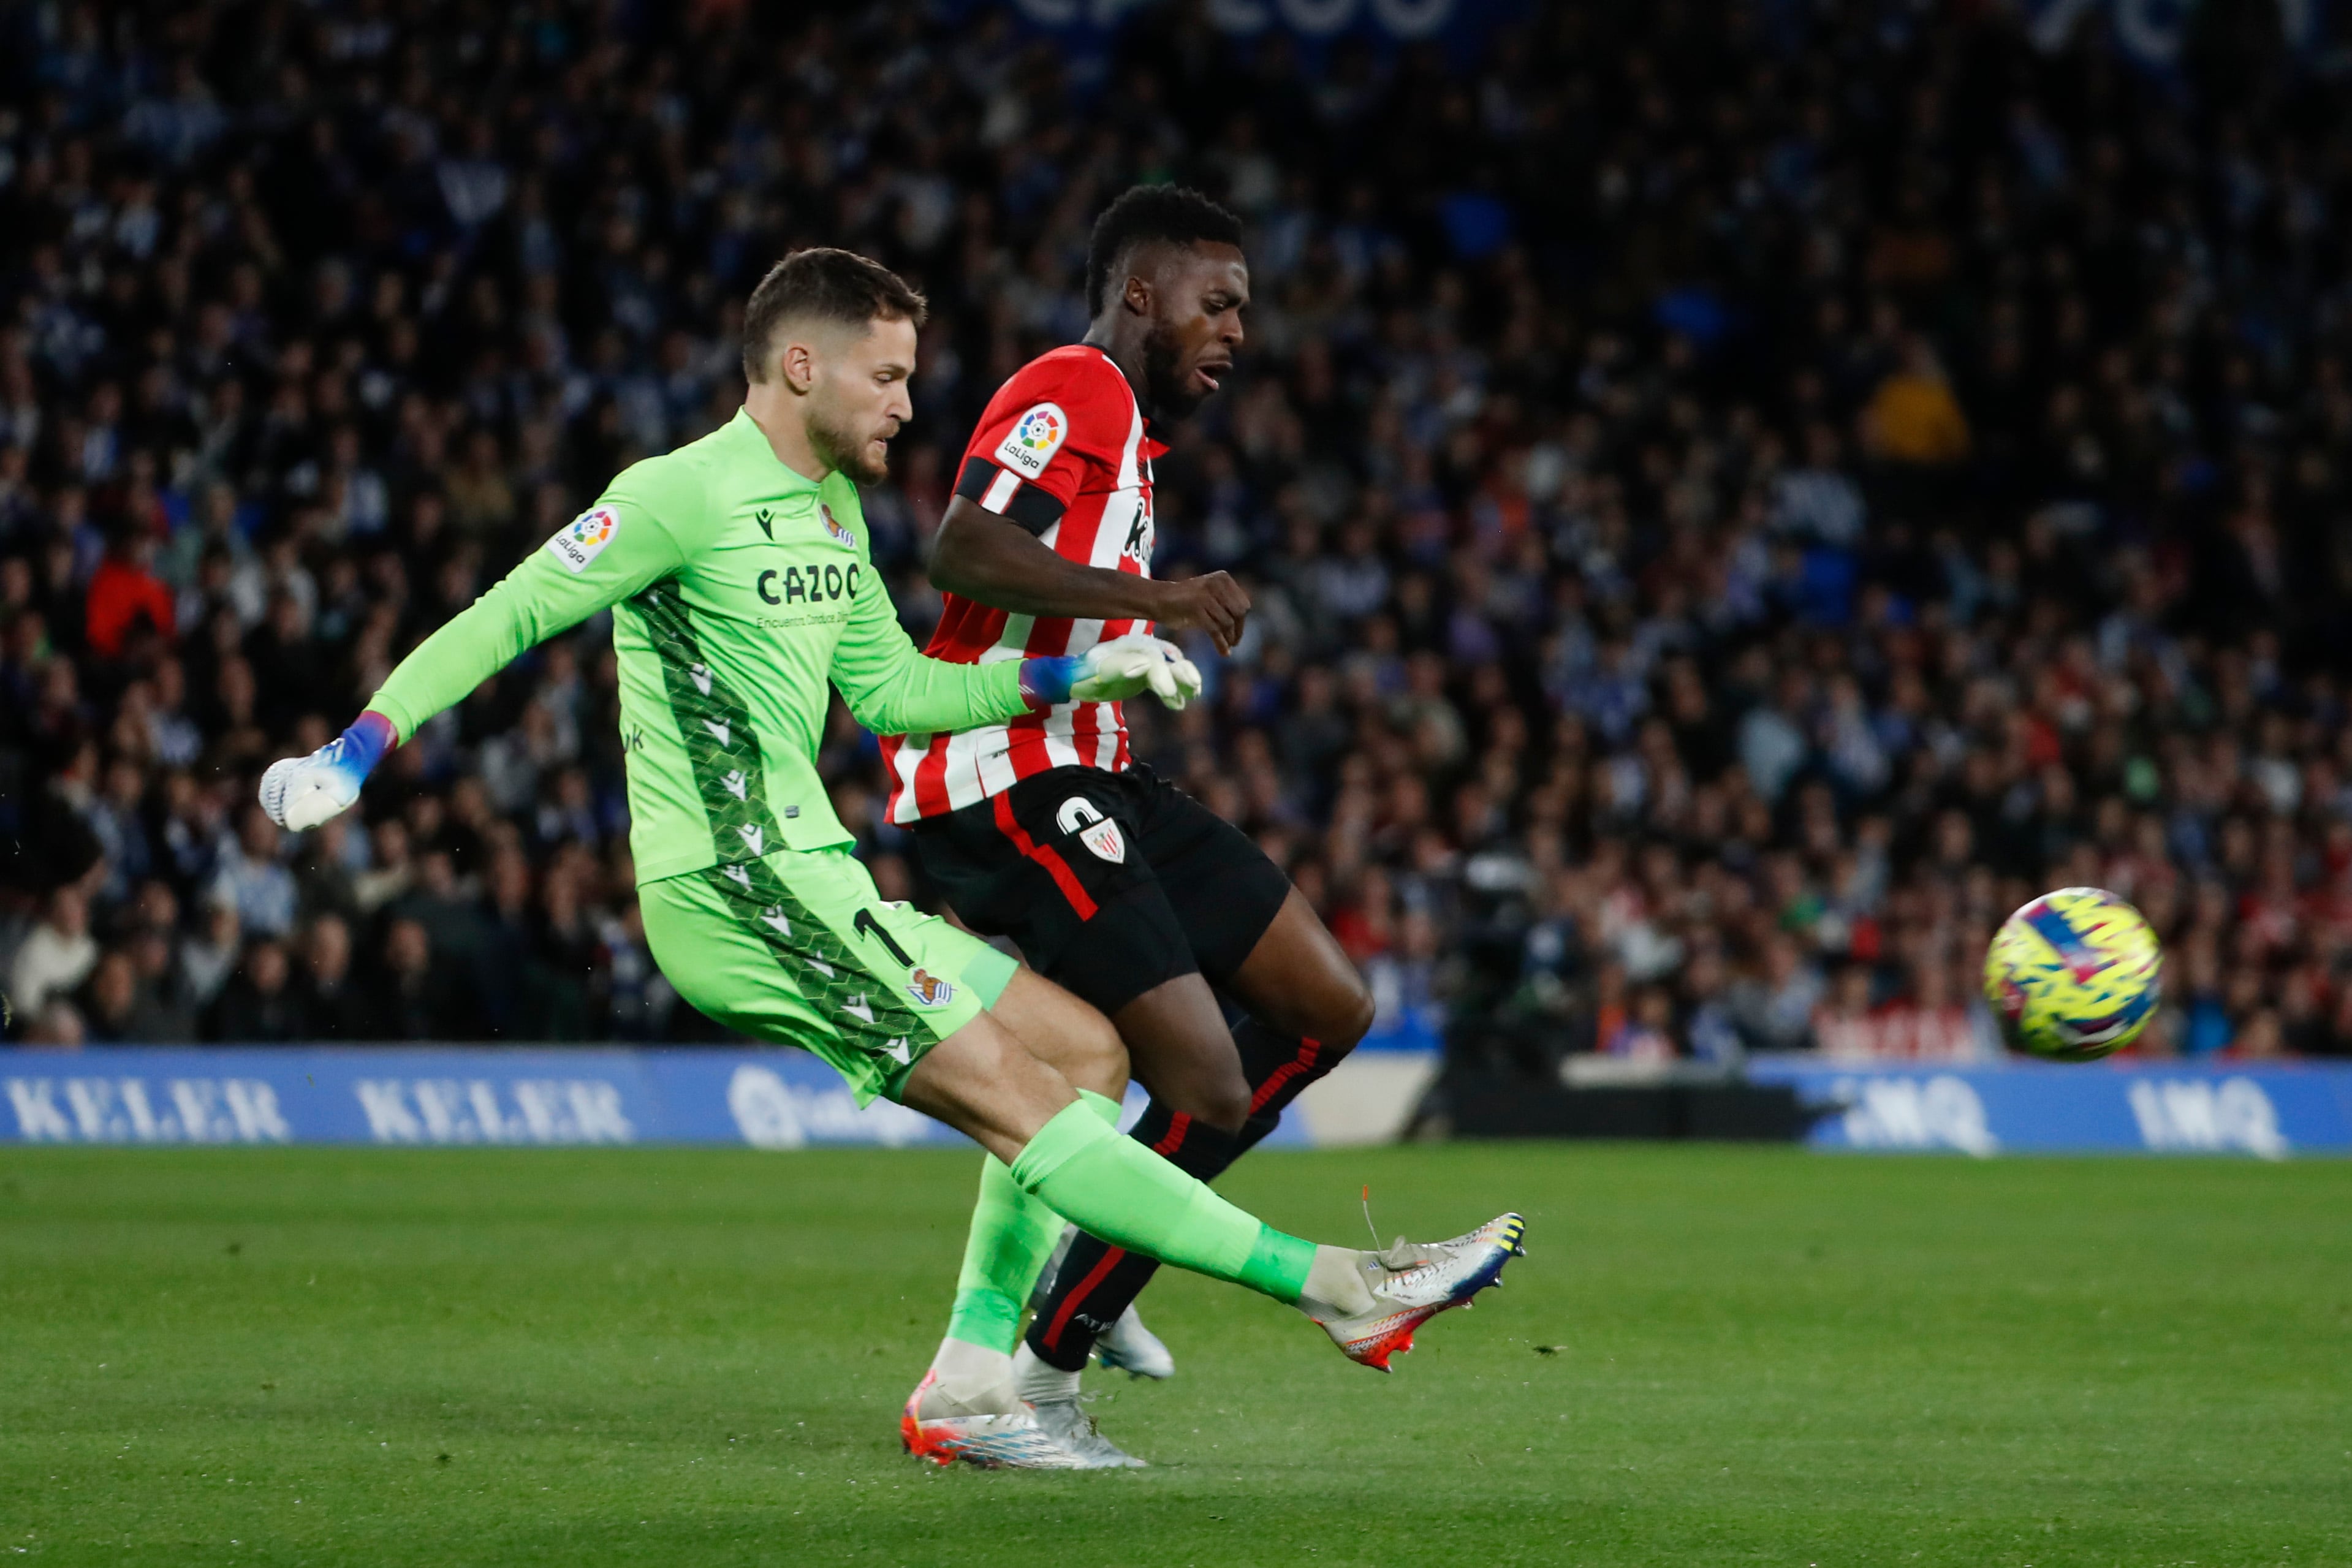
[256,248,1522,1469]
[882,189,1394,1464]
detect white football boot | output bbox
[1094,1303,1175,1380]
[1023,1394,1148,1469]
[1308,1212,1527,1371]
[899,1371,1091,1470]
[1012,1343,1147,1468]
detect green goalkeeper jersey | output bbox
[366,408,1029,884]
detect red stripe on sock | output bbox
[992,792,1098,920]
[1151,1112,1191,1156]
[1039,1245,1128,1351]
[1248,1037,1322,1115]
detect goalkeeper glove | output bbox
[1021,634,1202,711]
[258,711,396,831]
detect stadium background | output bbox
[6,0,2352,1083]
[6,5,2352,1564]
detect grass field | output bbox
[1,1145,2347,1567]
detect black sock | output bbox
[1231,1020,1339,1154]
[1025,1102,1243,1371]
[1024,1023,1346,1373]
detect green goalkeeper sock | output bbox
[943,1089,1120,1352]
[1008,1098,1316,1305]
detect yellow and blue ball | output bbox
[1982,887,2164,1061]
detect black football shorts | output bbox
[909,763,1291,1018]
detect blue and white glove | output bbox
[258,711,396,831]
[1020,634,1202,711]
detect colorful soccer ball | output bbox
[1982,887,2163,1061]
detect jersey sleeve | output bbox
[365,466,692,741]
[950,354,1129,536]
[829,542,1028,738]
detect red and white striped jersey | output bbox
[882,344,1163,824]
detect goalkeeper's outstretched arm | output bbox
[259,498,689,831]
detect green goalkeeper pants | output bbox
[639,846,1017,1104]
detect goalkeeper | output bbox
[258,248,1521,1468]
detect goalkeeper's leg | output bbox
[1019,858,1373,1384]
[908,1008,1523,1391]
[903,1006,1457,1324]
[920,969,1128,1418]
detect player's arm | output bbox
[929,497,1251,653]
[259,493,688,830]
[830,556,1199,737]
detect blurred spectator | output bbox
[1731,934,1827,1055]
[1862,338,1972,469]
[122,925,197,1043]
[78,949,143,1045]
[178,900,243,1014]
[295,914,366,1042]
[366,918,451,1043]
[208,805,297,939]
[84,528,175,658]
[9,886,97,1020]
[204,938,303,1044]
[21,999,85,1048]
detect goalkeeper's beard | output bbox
[808,404,892,485]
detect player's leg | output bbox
[900,1009,1343,1301]
[637,852,1126,1468]
[1142,767,1376,1143]
[1217,885,1379,1148]
[634,860,1096,1336]
[924,966,1125,1426]
[911,770,1272,1383]
[904,1010,1525,1371]
[947,970,1131,1369]
[640,850,1520,1460]
[1023,776,1373,1379]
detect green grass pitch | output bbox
[2,1144,2348,1567]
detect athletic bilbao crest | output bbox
[906,968,955,1008]
[821,504,855,547]
[1056,797,1126,864]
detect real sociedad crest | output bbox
[906,968,955,1007]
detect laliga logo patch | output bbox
[1057,796,1126,864]
[906,967,955,1008]
[545,506,620,573]
[994,401,1068,479]
[821,503,855,547]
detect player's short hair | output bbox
[1084,185,1245,317]
[741,248,928,383]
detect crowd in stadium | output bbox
[3,0,2350,1065]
